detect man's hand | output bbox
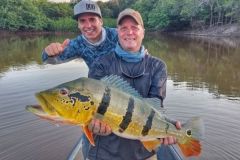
[162,121,181,145]
[44,39,70,56]
[88,119,112,136]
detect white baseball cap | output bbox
[73,0,102,20]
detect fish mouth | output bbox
[26,104,66,124]
[26,104,56,120]
[26,104,45,114]
[26,92,58,118]
[34,92,57,115]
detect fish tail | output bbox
[178,117,204,157]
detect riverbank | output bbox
[0,30,76,38]
[158,24,240,48]
[172,24,240,37]
[2,23,240,37]
[1,24,239,48]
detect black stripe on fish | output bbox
[69,92,90,106]
[141,109,155,136]
[165,123,169,134]
[163,117,172,134]
[97,87,111,115]
[119,97,134,133]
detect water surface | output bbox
[0,33,239,160]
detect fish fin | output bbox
[82,126,95,146]
[178,139,201,157]
[141,139,161,152]
[101,75,142,98]
[144,98,166,114]
[178,117,204,157]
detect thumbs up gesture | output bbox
[44,39,70,56]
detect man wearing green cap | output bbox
[85,8,182,160]
[42,0,117,67]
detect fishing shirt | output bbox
[41,27,118,68]
[86,51,167,160]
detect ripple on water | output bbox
[1,61,240,159]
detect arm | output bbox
[148,59,167,107]
[42,38,80,64]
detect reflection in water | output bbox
[0,33,240,160]
[0,34,76,76]
[144,32,240,98]
[0,61,88,160]
[165,80,240,160]
[1,33,239,98]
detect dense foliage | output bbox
[0,0,239,32]
[0,0,75,31]
[110,0,240,31]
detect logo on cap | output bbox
[86,4,95,11]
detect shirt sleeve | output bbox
[148,59,167,106]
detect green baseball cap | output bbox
[73,0,102,20]
[117,8,144,27]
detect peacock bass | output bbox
[26,75,204,157]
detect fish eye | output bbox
[186,129,192,137]
[59,88,69,96]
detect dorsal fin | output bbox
[101,75,142,98]
[144,98,166,114]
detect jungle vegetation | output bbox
[0,0,239,32]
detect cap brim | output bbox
[73,12,102,21]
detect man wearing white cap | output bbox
[42,0,117,67]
